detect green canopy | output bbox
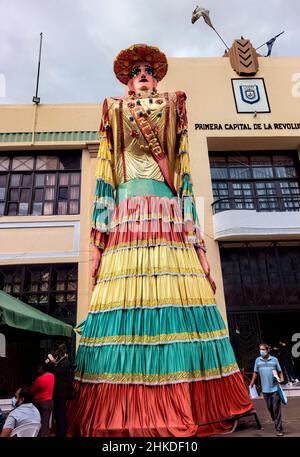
[0,290,73,337]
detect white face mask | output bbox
[11,397,17,408]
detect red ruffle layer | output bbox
[105,220,187,250]
[67,372,253,437]
[91,195,198,251]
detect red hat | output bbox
[114,44,168,85]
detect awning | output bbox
[0,290,73,337]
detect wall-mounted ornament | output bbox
[224,38,261,76]
[231,78,270,113]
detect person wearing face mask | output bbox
[250,343,285,436]
[0,386,41,437]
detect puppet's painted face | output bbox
[128,62,157,93]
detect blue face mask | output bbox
[11,397,17,408]
[260,350,268,357]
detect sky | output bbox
[0,0,299,104]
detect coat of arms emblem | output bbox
[240,85,260,104]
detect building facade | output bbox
[0,104,100,394]
[1,53,300,395]
[160,55,300,375]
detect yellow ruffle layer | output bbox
[175,134,192,191]
[75,363,239,384]
[80,328,228,346]
[97,134,112,161]
[94,131,115,186]
[90,246,215,312]
[103,239,194,255]
[95,158,114,186]
[98,245,203,281]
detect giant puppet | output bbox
[68,44,253,437]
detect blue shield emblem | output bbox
[240,85,260,104]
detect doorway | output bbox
[259,311,300,378]
[227,310,300,378]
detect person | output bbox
[31,360,55,437]
[68,43,253,437]
[277,339,299,385]
[48,343,73,437]
[0,386,41,437]
[0,407,4,432]
[250,343,285,436]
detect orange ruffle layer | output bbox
[67,372,253,437]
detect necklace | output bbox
[128,89,159,100]
[126,89,164,121]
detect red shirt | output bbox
[31,372,55,402]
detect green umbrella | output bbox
[0,290,73,337]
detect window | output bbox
[0,152,81,216]
[212,182,230,212]
[255,182,278,211]
[220,241,300,311]
[0,264,78,325]
[232,182,254,209]
[228,155,251,180]
[210,151,300,213]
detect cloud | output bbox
[0,0,299,104]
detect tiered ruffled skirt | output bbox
[68,179,252,437]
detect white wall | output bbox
[214,210,300,240]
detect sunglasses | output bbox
[131,65,154,78]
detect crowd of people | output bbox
[1,337,299,437]
[0,342,75,438]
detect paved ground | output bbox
[224,396,300,437]
[3,395,299,438]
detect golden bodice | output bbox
[106,92,178,186]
